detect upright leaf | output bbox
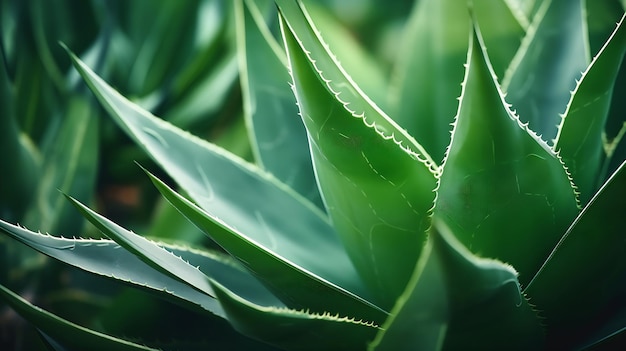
[279,4,438,307]
[502,0,589,142]
[554,14,626,204]
[235,0,321,207]
[436,25,579,286]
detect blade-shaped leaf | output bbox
[0,218,224,316]
[370,221,544,351]
[525,161,626,350]
[436,24,579,286]
[279,5,438,307]
[235,0,321,207]
[146,169,387,324]
[0,284,158,351]
[502,0,590,142]
[66,196,219,302]
[554,14,626,204]
[210,279,380,351]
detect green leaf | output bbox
[370,221,544,351]
[279,1,439,308]
[235,0,321,207]
[436,24,579,286]
[0,283,159,351]
[65,196,219,304]
[210,279,380,351]
[554,14,626,204]
[146,169,387,324]
[0,220,230,317]
[502,0,590,142]
[525,161,626,350]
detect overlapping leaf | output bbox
[555,13,626,204]
[436,25,579,286]
[279,2,438,307]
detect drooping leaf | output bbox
[525,161,626,350]
[279,3,438,307]
[146,168,387,324]
[436,24,579,286]
[502,0,589,143]
[235,0,321,207]
[211,279,380,351]
[554,14,626,204]
[369,221,543,351]
[0,283,159,351]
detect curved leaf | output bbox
[0,218,224,317]
[554,13,626,204]
[279,5,438,307]
[436,24,579,285]
[211,279,380,351]
[146,169,387,324]
[525,161,626,350]
[0,283,158,351]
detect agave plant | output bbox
[2,0,626,350]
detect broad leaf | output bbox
[211,279,379,351]
[146,169,387,324]
[0,284,158,351]
[436,25,579,286]
[235,0,321,206]
[370,221,543,351]
[525,161,626,350]
[554,14,626,204]
[502,0,589,142]
[279,4,438,307]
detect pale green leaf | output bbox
[146,169,387,324]
[279,5,438,307]
[436,25,579,286]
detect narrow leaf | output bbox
[554,14,626,204]
[0,284,158,351]
[436,24,579,286]
[211,279,380,351]
[146,169,387,324]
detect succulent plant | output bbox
[2,0,626,350]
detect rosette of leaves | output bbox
[2,0,626,350]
